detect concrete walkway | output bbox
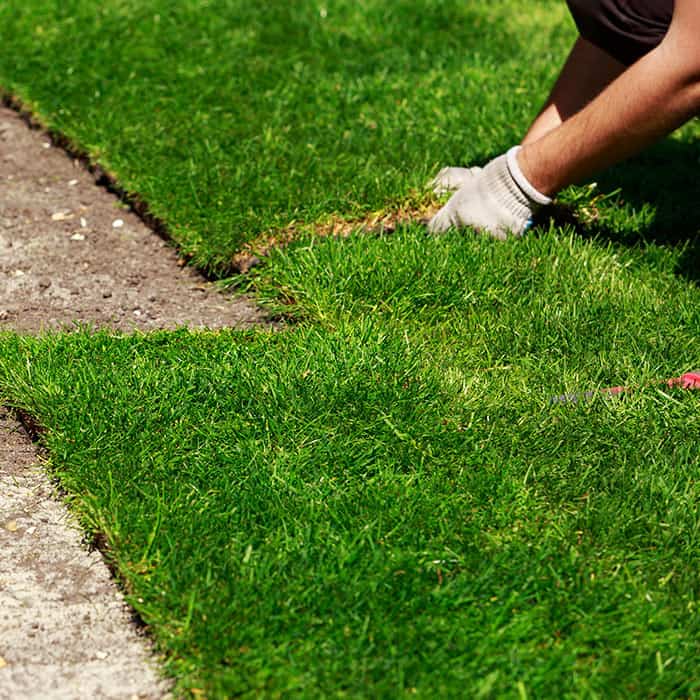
[0,408,170,699]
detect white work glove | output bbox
[428,146,551,239]
[430,165,482,196]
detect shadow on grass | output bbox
[542,137,700,284]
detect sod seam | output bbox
[2,90,446,278]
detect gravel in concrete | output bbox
[0,408,171,699]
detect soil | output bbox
[0,105,266,333]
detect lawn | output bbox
[0,0,572,272]
[1,1,700,698]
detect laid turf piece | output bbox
[0,0,574,273]
[2,228,699,697]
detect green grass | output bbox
[0,0,574,272]
[2,229,700,697]
[2,0,700,697]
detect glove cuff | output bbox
[506,146,552,207]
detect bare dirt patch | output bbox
[231,198,440,273]
[0,105,266,333]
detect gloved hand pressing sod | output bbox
[428,146,552,239]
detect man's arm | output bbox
[518,0,700,195]
[429,0,700,237]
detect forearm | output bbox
[518,37,700,196]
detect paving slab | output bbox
[0,408,170,699]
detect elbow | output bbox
[678,62,700,93]
[678,66,700,113]
[677,75,700,120]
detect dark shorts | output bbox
[566,0,674,65]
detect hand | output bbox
[428,147,551,239]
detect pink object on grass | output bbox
[552,370,700,405]
[668,372,700,390]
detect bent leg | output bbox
[522,36,626,144]
[431,36,625,195]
